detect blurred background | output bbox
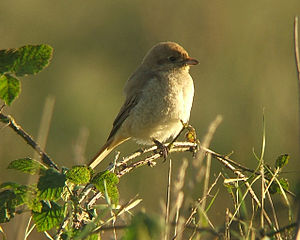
[0,0,299,239]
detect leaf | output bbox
[0,182,27,206]
[0,183,34,223]
[66,165,91,184]
[0,182,22,190]
[269,178,289,194]
[7,157,47,175]
[0,49,18,73]
[91,170,119,205]
[67,229,101,240]
[275,154,289,169]
[0,74,20,105]
[0,190,17,223]
[32,201,64,232]
[37,169,66,200]
[0,182,42,212]
[27,196,43,213]
[13,45,53,76]
[122,212,161,240]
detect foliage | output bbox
[0,44,297,239]
[91,170,119,205]
[0,44,53,105]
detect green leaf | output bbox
[0,190,17,223]
[0,74,20,105]
[63,229,100,240]
[7,157,47,175]
[37,169,66,200]
[275,154,289,169]
[0,182,42,212]
[32,201,64,232]
[13,45,53,76]
[269,178,289,194]
[122,212,161,240]
[86,233,100,240]
[0,182,22,190]
[66,165,91,184]
[0,182,27,206]
[91,170,119,205]
[27,196,43,213]
[0,183,34,223]
[0,49,18,73]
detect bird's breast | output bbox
[124,71,194,144]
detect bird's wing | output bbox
[107,69,156,141]
[106,93,139,141]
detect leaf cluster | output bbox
[0,44,53,105]
[0,158,121,234]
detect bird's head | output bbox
[142,42,198,71]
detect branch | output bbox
[0,112,58,170]
[294,16,300,157]
[265,222,296,237]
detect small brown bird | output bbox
[89,42,198,169]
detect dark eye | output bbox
[168,56,177,62]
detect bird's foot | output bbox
[153,139,169,162]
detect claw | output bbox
[153,138,169,161]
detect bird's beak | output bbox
[185,57,199,66]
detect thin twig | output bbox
[265,222,297,237]
[176,173,222,240]
[172,159,188,239]
[259,113,266,229]
[164,158,172,240]
[18,96,56,240]
[225,208,230,240]
[266,189,281,240]
[201,153,212,211]
[0,112,58,169]
[294,16,300,132]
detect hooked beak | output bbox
[184,57,199,66]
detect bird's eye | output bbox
[168,56,177,62]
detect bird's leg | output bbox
[167,120,191,150]
[153,138,169,161]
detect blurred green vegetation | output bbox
[0,0,299,238]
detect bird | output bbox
[88,41,198,169]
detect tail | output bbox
[88,136,129,169]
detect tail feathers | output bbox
[88,137,128,169]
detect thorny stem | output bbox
[0,112,58,170]
[55,130,295,238]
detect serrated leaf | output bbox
[0,74,20,105]
[275,154,289,169]
[91,171,119,205]
[27,197,43,213]
[0,182,27,206]
[0,190,17,223]
[0,182,41,212]
[0,49,18,73]
[13,45,53,76]
[37,169,66,200]
[7,157,47,175]
[66,165,91,184]
[32,201,64,232]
